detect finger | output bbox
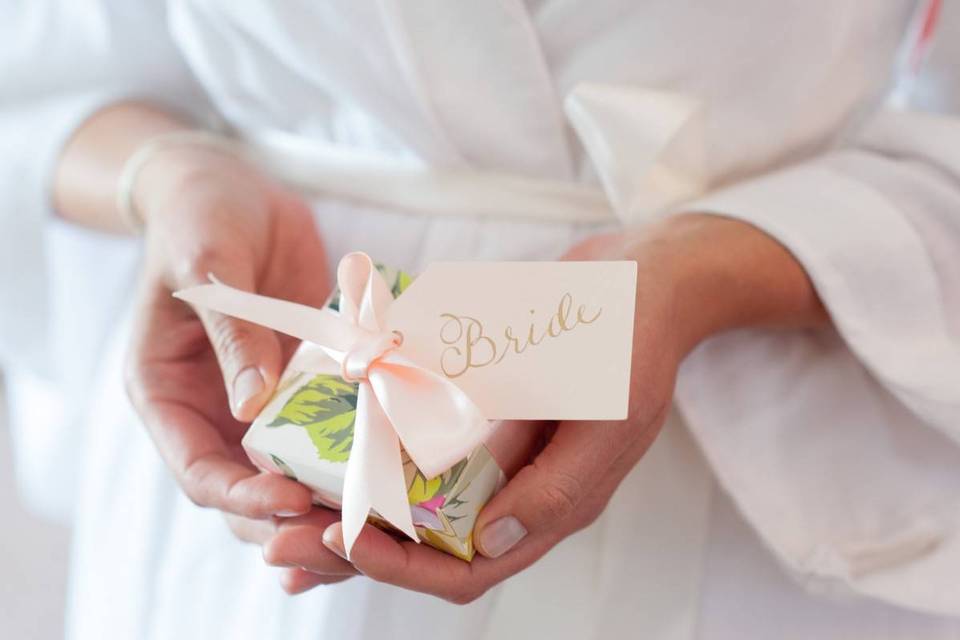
[137,395,313,518]
[321,522,551,605]
[483,419,549,478]
[322,522,475,602]
[176,247,284,421]
[279,568,353,595]
[263,510,358,575]
[473,420,638,559]
[225,513,277,545]
[127,284,313,519]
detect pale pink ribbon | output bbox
[174,252,492,557]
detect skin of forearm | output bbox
[53,102,190,233]
[633,214,829,356]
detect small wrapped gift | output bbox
[175,252,636,562]
[243,266,503,560]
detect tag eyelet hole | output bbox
[392,330,405,347]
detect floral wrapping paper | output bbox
[242,265,505,560]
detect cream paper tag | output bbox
[387,261,637,420]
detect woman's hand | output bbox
[224,509,360,592]
[123,145,331,520]
[54,103,358,582]
[260,214,827,601]
[306,225,686,603]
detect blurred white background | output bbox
[0,380,70,639]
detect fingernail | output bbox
[233,367,265,415]
[322,527,348,560]
[274,509,304,518]
[478,516,527,558]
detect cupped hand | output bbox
[302,213,825,602]
[125,146,331,522]
[260,223,695,601]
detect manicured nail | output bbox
[479,516,527,558]
[322,526,348,560]
[274,509,304,518]
[233,367,265,416]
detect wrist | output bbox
[54,102,190,233]
[638,213,828,357]
[126,133,245,230]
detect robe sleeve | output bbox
[0,1,211,375]
[672,4,960,616]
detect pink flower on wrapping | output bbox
[418,495,446,514]
[410,495,447,531]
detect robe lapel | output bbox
[377,0,575,178]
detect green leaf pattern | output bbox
[268,375,358,462]
[270,454,298,480]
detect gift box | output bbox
[242,265,505,561]
[176,253,635,562]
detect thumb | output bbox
[178,250,284,422]
[474,421,622,559]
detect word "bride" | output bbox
[439,293,602,378]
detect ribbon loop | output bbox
[337,252,394,331]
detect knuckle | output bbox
[179,460,215,509]
[182,482,208,509]
[182,485,207,509]
[224,515,240,536]
[446,585,484,606]
[357,563,390,583]
[535,469,584,524]
[224,514,248,541]
[570,499,604,532]
[209,315,256,364]
[279,574,300,595]
[626,394,672,434]
[261,539,285,566]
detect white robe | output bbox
[2,1,960,638]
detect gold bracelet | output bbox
[115,130,242,232]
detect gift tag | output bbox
[388,261,637,420]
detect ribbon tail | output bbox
[341,382,419,559]
[173,281,365,353]
[370,359,493,480]
[285,343,343,376]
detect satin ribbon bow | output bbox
[174,252,491,557]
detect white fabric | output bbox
[241,129,614,224]
[2,0,960,638]
[675,110,960,615]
